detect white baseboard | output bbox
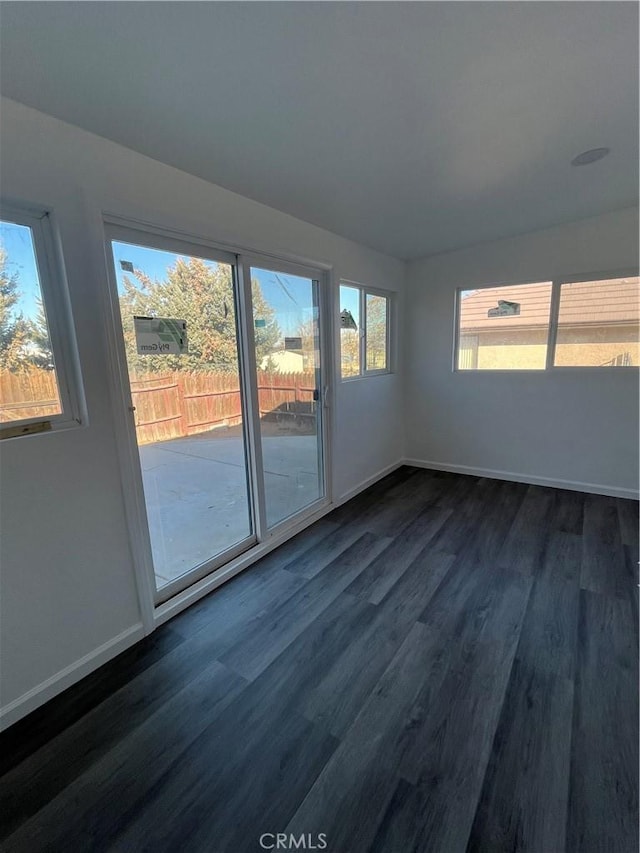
[403,458,639,500]
[0,623,145,731]
[336,459,405,506]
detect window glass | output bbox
[0,218,63,423]
[365,293,388,370]
[457,282,552,370]
[340,284,392,378]
[340,284,360,377]
[554,276,639,367]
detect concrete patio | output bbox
[139,430,321,586]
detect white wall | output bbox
[405,207,639,497]
[0,98,405,724]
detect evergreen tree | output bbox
[28,297,56,370]
[118,257,280,374]
[0,247,32,371]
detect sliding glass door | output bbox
[248,264,324,529]
[106,226,327,599]
[109,236,255,595]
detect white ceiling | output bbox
[0,2,637,260]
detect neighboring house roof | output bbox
[460,278,639,332]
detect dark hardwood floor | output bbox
[1,467,638,852]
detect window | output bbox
[554,276,639,367]
[340,285,360,377]
[365,292,388,371]
[340,283,391,378]
[457,282,552,370]
[0,203,82,436]
[455,274,639,371]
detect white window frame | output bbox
[453,268,639,373]
[0,201,84,437]
[339,281,393,380]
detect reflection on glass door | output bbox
[110,239,254,592]
[249,266,324,528]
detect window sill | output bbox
[0,415,84,442]
[340,370,393,382]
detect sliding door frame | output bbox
[103,220,260,606]
[241,253,332,539]
[101,215,332,620]
[237,256,268,541]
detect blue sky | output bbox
[1,223,358,339]
[111,241,316,338]
[339,284,360,327]
[0,220,43,320]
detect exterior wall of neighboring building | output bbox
[260,350,305,373]
[460,324,639,369]
[555,325,638,366]
[460,328,548,369]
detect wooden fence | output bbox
[0,369,61,423]
[0,368,317,444]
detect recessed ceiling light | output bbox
[571,147,610,166]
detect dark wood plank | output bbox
[384,467,450,503]
[108,681,338,852]
[358,493,431,538]
[324,465,415,526]
[218,591,377,727]
[514,531,581,679]
[345,502,452,603]
[0,624,185,777]
[462,478,528,563]
[432,471,480,510]
[566,590,638,853]
[285,622,441,853]
[581,494,629,598]
[2,662,247,852]
[401,564,533,786]
[281,521,367,578]
[220,532,391,680]
[371,634,527,852]
[304,548,455,736]
[170,562,306,640]
[622,544,639,643]
[372,657,516,851]
[617,498,639,625]
[552,488,585,535]
[250,515,340,571]
[497,483,555,574]
[617,497,639,552]
[427,475,489,555]
[329,474,432,541]
[368,566,532,852]
[0,625,253,839]
[468,660,574,853]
